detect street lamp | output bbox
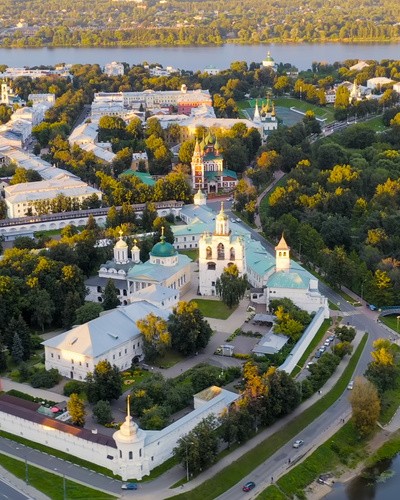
[360,279,367,301]
[25,457,29,485]
[181,437,194,482]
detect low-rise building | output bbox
[4,177,102,218]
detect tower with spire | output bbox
[113,394,148,480]
[190,129,235,193]
[275,234,290,272]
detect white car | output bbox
[306,361,315,369]
[293,439,304,448]
[236,218,241,222]
[324,340,331,346]
[347,381,354,390]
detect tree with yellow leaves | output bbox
[137,312,170,362]
[349,377,380,437]
[366,338,398,393]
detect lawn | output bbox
[0,453,116,500]
[152,349,185,368]
[169,333,368,500]
[362,115,388,132]
[121,368,151,390]
[237,97,336,123]
[179,249,199,261]
[190,298,235,320]
[380,314,400,334]
[291,319,331,377]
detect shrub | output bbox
[64,380,87,397]
[30,368,61,388]
[233,353,252,360]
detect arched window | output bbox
[230,247,235,260]
[206,246,212,259]
[217,243,225,260]
[207,262,216,270]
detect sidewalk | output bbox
[0,463,49,500]
[1,378,69,403]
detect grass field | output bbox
[152,349,185,368]
[362,115,388,132]
[190,298,235,319]
[179,249,199,261]
[380,314,400,334]
[169,333,368,500]
[237,97,336,123]
[0,453,115,500]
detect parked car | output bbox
[242,481,256,492]
[314,351,322,359]
[121,483,138,490]
[230,218,236,222]
[324,339,331,346]
[306,361,315,369]
[347,380,354,390]
[319,346,326,353]
[293,439,304,448]
[236,218,241,222]
[328,334,336,342]
[367,304,377,311]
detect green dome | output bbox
[151,240,177,258]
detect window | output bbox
[51,353,54,358]
[207,262,216,271]
[86,363,89,367]
[119,451,122,458]
[139,449,142,457]
[125,348,127,354]
[206,246,212,259]
[230,247,235,260]
[119,352,121,357]
[211,281,215,286]
[58,355,60,360]
[113,354,115,360]
[217,243,225,260]
[71,359,74,364]
[129,451,133,460]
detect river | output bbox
[0,43,400,71]
[326,454,400,500]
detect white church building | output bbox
[196,202,329,317]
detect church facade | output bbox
[191,133,238,193]
[198,203,246,296]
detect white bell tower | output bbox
[214,202,229,236]
[113,230,129,264]
[275,234,290,272]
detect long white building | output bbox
[4,177,102,218]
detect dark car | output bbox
[242,481,256,492]
[121,483,138,490]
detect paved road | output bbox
[0,478,30,500]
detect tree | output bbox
[11,333,24,364]
[173,415,219,476]
[349,377,380,437]
[365,338,398,393]
[137,313,171,361]
[216,264,247,308]
[62,290,81,328]
[86,360,123,403]
[67,393,86,427]
[332,341,353,358]
[10,167,42,185]
[0,344,7,372]
[168,301,213,355]
[102,279,120,310]
[140,405,169,430]
[75,302,103,324]
[93,400,113,425]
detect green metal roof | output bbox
[120,170,155,186]
[151,240,177,257]
[268,271,309,289]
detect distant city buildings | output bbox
[104,61,125,76]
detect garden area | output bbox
[190,298,235,320]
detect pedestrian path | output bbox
[1,378,69,403]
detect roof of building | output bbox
[268,270,309,289]
[131,284,178,304]
[119,170,155,186]
[143,387,239,446]
[252,332,288,355]
[42,301,169,358]
[85,276,127,289]
[0,394,117,448]
[127,254,191,282]
[222,169,238,180]
[151,235,178,258]
[275,234,289,250]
